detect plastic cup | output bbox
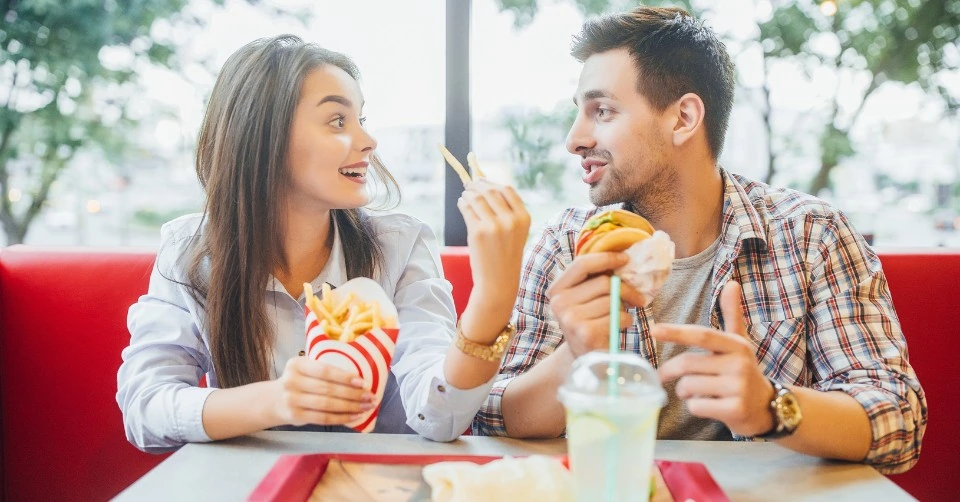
[558,351,666,502]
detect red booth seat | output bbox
[0,245,954,500]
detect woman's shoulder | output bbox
[365,211,433,238]
[159,213,205,244]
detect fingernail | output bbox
[361,402,375,411]
[350,378,365,388]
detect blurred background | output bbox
[1,0,958,249]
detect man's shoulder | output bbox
[731,173,841,224]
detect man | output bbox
[473,6,926,474]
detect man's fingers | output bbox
[549,253,629,292]
[675,374,739,399]
[719,280,747,338]
[657,352,723,383]
[619,281,649,309]
[651,323,751,355]
[684,396,743,423]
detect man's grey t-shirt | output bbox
[649,236,732,441]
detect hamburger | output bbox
[575,209,656,255]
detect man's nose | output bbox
[565,115,595,155]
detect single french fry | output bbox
[352,322,373,333]
[466,151,486,180]
[321,283,334,311]
[313,297,339,326]
[372,303,381,330]
[353,309,374,323]
[332,292,355,318]
[324,322,343,336]
[438,144,472,185]
[303,282,315,300]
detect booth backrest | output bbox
[874,251,960,500]
[0,245,954,501]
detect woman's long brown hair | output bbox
[186,35,400,388]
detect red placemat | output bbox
[248,452,728,501]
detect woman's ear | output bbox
[671,93,705,148]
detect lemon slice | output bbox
[628,413,658,439]
[566,413,618,446]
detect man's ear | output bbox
[671,93,705,148]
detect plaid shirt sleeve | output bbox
[472,214,573,436]
[804,211,927,474]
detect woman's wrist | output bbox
[459,297,514,344]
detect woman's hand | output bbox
[456,179,530,339]
[273,357,375,426]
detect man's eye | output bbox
[597,108,609,118]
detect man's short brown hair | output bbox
[572,7,736,158]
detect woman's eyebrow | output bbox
[317,95,353,107]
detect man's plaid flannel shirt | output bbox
[473,169,927,474]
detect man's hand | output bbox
[547,252,647,358]
[653,281,775,437]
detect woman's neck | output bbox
[275,207,334,298]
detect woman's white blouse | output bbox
[117,212,493,452]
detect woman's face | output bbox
[286,65,377,213]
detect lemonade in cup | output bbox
[558,351,666,502]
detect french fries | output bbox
[304,282,393,343]
[466,151,486,179]
[438,144,485,185]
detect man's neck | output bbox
[641,166,724,259]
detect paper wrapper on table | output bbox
[616,230,675,306]
[304,277,400,433]
[423,456,574,502]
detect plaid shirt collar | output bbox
[717,167,768,257]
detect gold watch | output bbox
[454,321,515,363]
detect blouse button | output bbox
[417,413,425,421]
[298,351,305,357]
[437,385,446,393]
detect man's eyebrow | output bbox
[573,89,615,106]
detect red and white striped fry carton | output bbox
[304,278,400,433]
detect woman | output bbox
[117,35,529,452]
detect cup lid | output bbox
[558,351,666,409]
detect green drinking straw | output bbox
[606,275,622,501]
[608,275,622,396]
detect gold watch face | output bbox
[777,392,803,429]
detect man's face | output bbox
[566,48,676,218]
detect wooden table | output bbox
[114,432,914,501]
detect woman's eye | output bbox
[329,115,345,128]
[359,116,367,126]
[597,108,609,118]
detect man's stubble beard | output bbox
[589,159,679,223]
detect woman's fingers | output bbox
[287,391,375,415]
